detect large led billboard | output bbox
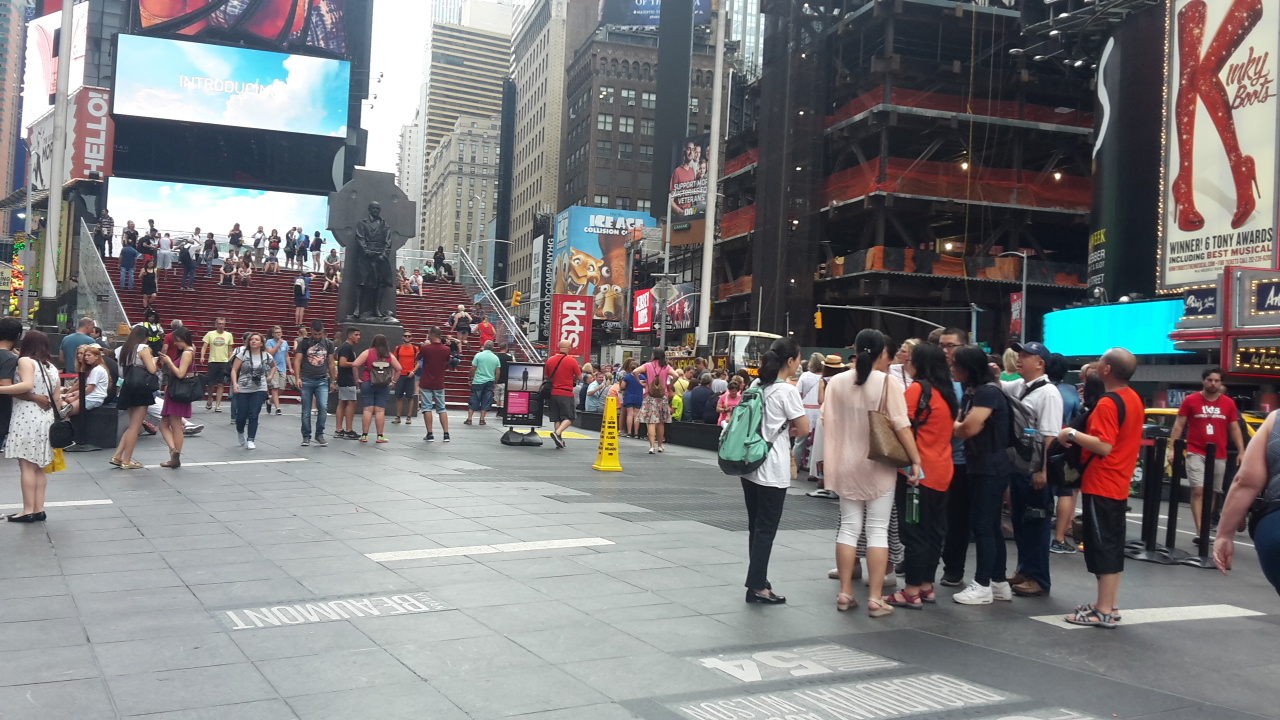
[552,206,654,321]
[600,0,710,26]
[113,34,351,138]
[1044,300,1188,357]
[135,0,349,54]
[108,177,335,246]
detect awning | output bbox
[0,187,49,212]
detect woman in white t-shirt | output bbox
[63,344,110,415]
[740,337,809,605]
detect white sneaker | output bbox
[245,440,256,450]
[990,581,1013,602]
[865,573,897,588]
[237,432,246,446]
[953,582,994,605]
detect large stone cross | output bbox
[328,169,416,323]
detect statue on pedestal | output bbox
[328,169,416,327]
[349,202,395,321]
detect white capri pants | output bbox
[836,490,895,548]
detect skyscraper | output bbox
[397,121,423,206]
[724,0,763,80]
[0,0,24,235]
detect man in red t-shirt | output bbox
[1169,367,1245,537]
[546,340,581,448]
[1057,348,1143,628]
[417,327,453,442]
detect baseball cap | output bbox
[1011,341,1051,363]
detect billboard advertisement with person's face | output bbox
[552,206,654,321]
[1161,0,1279,289]
[669,133,710,221]
[113,34,351,138]
[21,2,89,130]
[135,0,349,54]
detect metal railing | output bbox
[76,220,131,340]
[454,247,541,364]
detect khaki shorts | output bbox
[1185,452,1227,492]
[268,372,287,390]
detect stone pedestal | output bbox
[325,320,406,415]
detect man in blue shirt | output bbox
[1049,353,1083,555]
[60,317,99,373]
[119,241,139,290]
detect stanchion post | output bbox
[1165,439,1185,551]
[1196,443,1217,558]
[1144,438,1167,551]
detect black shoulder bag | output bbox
[540,355,569,403]
[42,365,75,449]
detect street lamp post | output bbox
[468,193,483,275]
[996,251,1030,344]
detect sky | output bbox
[109,178,335,243]
[114,35,350,137]
[359,0,434,173]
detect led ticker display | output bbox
[1044,300,1190,358]
[113,34,350,138]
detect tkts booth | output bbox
[1170,267,1280,410]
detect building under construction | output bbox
[714,0,1096,348]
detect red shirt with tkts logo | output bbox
[1177,392,1238,458]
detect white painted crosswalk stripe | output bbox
[143,457,308,469]
[1032,604,1264,629]
[0,499,114,511]
[366,536,614,562]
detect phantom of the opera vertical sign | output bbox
[1162,0,1279,290]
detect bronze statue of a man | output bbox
[349,201,396,320]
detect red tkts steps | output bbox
[105,258,483,406]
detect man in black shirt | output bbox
[292,320,337,447]
[683,373,714,423]
[335,327,361,439]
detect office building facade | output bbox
[419,115,503,259]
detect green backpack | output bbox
[718,385,780,476]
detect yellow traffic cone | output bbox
[592,396,623,472]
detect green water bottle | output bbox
[906,485,920,525]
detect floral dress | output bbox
[5,359,57,467]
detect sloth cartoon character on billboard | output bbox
[550,207,652,321]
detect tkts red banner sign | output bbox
[551,294,592,361]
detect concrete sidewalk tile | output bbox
[584,600,701,625]
[0,678,115,719]
[174,560,292,586]
[149,532,251,552]
[0,617,87,648]
[272,554,384,577]
[189,578,315,608]
[256,541,359,561]
[430,665,609,719]
[58,552,170,576]
[0,644,100,686]
[284,682,469,720]
[430,578,552,609]
[47,527,144,544]
[0,574,68,600]
[475,514,563,530]
[560,652,737,701]
[612,615,754,653]
[606,566,729,591]
[125,699,300,719]
[569,550,676,573]
[255,648,419,697]
[326,523,421,540]
[54,538,156,558]
[94,633,248,676]
[229,621,378,662]
[386,634,546,679]
[350,608,493,645]
[105,663,280,716]
[65,568,186,595]
[481,556,598,580]
[161,546,266,569]
[509,620,658,664]
[0,593,79,622]
[84,608,223,644]
[501,703,644,720]
[392,561,505,587]
[136,522,233,539]
[462,600,594,634]
[422,529,521,547]
[523,573,644,600]
[294,570,421,597]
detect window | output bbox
[455,222,461,231]
[600,86,614,103]
[456,199,462,208]
[597,114,613,131]
[688,123,698,135]
[615,197,631,210]
[597,140,612,157]
[621,89,636,105]
[456,177,463,186]
[618,142,633,160]
[637,199,652,213]
[640,119,655,136]
[640,145,653,161]
[642,91,656,109]
[619,116,635,133]
[456,187,462,197]
[690,98,699,114]
[470,178,475,186]
[594,194,610,207]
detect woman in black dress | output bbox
[140,257,158,310]
[433,246,446,277]
[228,223,244,261]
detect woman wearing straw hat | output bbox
[806,354,849,499]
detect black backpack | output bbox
[1046,392,1126,488]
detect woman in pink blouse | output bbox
[814,328,923,617]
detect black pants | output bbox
[741,478,786,590]
[897,476,948,588]
[971,471,1009,587]
[941,463,971,580]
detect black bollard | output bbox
[1129,438,1174,563]
[1182,442,1217,568]
[1162,440,1191,562]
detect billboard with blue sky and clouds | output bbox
[113,34,350,138]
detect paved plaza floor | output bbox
[2,407,1278,720]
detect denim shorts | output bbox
[469,381,494,411]
[361,381,391,408]
[420,388,447,414]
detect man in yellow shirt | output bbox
[201,317,235,413]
